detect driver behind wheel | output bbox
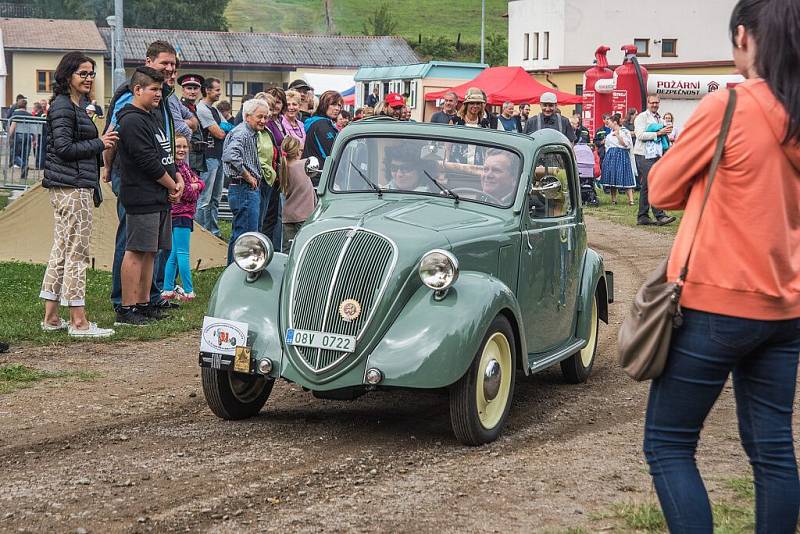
[481,149,518,205]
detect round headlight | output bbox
[418,249,459,291]
[233,232,273,273]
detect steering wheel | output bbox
[449,187,503,205]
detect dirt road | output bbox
[0,217,773,532]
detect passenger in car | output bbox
[385,145,433,192]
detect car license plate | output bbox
[285,329,356,353]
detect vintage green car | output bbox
[199,121,613,445]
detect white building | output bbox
[507,0,739,108]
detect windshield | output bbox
[330,136,522,208]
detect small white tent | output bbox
[0,182,228,270]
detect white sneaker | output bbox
[68,322,115,338]
[41,318,68,331]
[180,291,196,301]
[161,290,177,300]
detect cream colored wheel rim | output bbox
[580,297,598,367]
[476,332,512,429]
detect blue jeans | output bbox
[164,225,193,293]
[110,171,164,307]
[644,309,800,534]
[227,183,261,265]
[196,157,224,237]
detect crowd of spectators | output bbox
[24,37,684,335]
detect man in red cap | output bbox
[384,92,405,120]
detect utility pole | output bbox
[480,0,486,64]
[113,0,126,90]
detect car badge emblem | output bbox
[338,299,362,322]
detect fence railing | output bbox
[0,116,47,191]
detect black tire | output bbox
[449,315,516,446]
[561,291,599,384]
[201,368,274,420]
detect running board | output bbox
[527,339,586,374]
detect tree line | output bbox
[5,0,229,31]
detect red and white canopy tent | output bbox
[425,66,581,105]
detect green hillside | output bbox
[225,0,508,52]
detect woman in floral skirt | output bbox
[599,113,637,205]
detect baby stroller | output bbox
[574,143,599,206]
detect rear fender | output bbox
[366,272,527,388]
[575,248,609,344]
[205,255,287,378]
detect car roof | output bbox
[337,120,572,157]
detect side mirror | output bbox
[530,175,562,200]
[305,156,321,178]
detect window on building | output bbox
[225,81,244,97]
[661,39,678,57]
[575,84,583,116]
[531,32,539,60]
[36,70,54,93]
[542,32,550,60]
[634,38,650,57]
[523,33,530,60]
[247,82,264,95]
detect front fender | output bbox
[205,254,287,378]
[575,248,609,344]
[366,272,527,389]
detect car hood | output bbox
[281,195,510,382]
[304,195,499,248]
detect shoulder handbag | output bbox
[617,89,737,381]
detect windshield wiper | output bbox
[423,170,460,204]
[349,162,382,198]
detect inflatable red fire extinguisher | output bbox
[582,46,614,135]
[613,44,649,116]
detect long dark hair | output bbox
[51,51,96,104]
[730,0,800,143]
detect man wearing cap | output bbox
[167,70,198,140]
[178,73,204,113]
[523,92,576,143]
[384,93,405,120]
[288,79,314,121]
[178,73,206,172]
[85,104,98,125]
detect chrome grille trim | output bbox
[288,227,398,374]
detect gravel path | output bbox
[0,216,779,533]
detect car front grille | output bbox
[289,228,396,373]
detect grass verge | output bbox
[0,363,99,394]
[0,261,224,345]
[583,189,682,235]
[597,476,757,533]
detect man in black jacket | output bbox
[114,67,180,326]
[523,92,576,143]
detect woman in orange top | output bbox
[643,0,800,531]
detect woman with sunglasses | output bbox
[39,51,118,338]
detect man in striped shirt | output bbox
[222,98,270,264]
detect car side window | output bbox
[528,151,573,219]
